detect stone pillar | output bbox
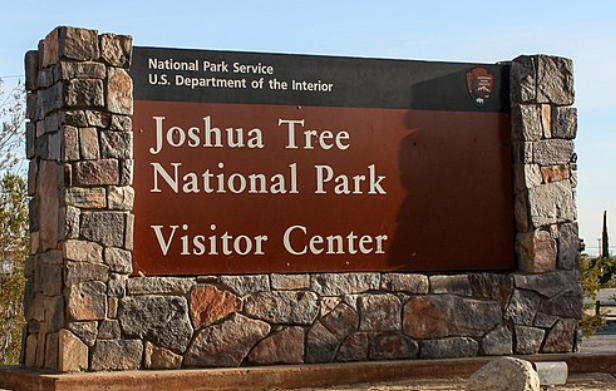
[23,26,134,371]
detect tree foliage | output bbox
[580,255,615,337]
[0,78,26,172]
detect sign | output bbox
[131,47,515,275]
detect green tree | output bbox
[580,255,615,337]
[0,78,26,172]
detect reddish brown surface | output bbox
[132,101,514,275]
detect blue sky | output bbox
[1,0,614,255]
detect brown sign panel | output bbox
[131,47,514,275]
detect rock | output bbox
[64,187,106,208]
[74,159,119,187]
[504,290,541,325]
[514,271,576,298]
[430,275,472,296]
[127,277,195,295]
[380,273,429,293]
[305,321,340,363]
[536,55,574,105]
[104,247,132,273]
[107,186,135,210]
[514,164,542,191]
[38,161,59,251]
[527,181,576,228]
[58,27,100,62]
[67,321,98,346]
[557,223,579,270]
[247,326,305,364]
[469,273,513,309]
[119,295,193,353]
[144,342,182,369]
[482,326,513,355]
[321,303,358,339]
[36,261,63,296]
[190,285,242,328]
[120,159,134,186]
[58,329,88,372]
[25,334,37,367]
[320,297,342,317]
[80,211,125,247]
[100,33,133,67]
[43,296,65,334]
[108,297,119,319]
[101,131,133,159]
[553,107,577,139]
[108,273,127,297]
[515,191,530,232]
[245,291,319,325]
[420,337,478,359]
[64,261,109,285]
[98,320,121,339]
[59,206,80,240]
[540,165,570,183]
[534,313,559,328]
[532,140,575,166]
[511,56,536,103]
[107,68,133,115]
[514,326,545,354]
[44,332,59,370]
[184,313,270,367]
[517,230,557,273]
[67,281,107,321]
[336,332,369,362]
[358,294,401,331]
[79,127,100,160]
[25,50,39,90]
[511,104,542,142]
[403,295,501,339]
[110,115,132,131]
[310,273,379,296]
[539,289,583,319]
[55,61,106,80]
[468,357,540,391]
[369,331,419,360]
[62,125,79,161]
[65,79,105,108]
[220,275,269,296]
[91,339,142,371]
[270,274,310,290]
[542,319,577,353]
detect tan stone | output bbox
[58,329,88,372]
[271,274,310,290]
[44,332,59,370]
[190,285,242,328]
[107,186,134,210]
[38,161,59,251]
[108,297,119,319]
[517,230,557,273]
[74,159,119,186]
[541,104,552,138]
[144,342,182,369]
[42,29,59,67]
[248,327,305,365]
[67,281,107,321]
[107,68,133,115]
[25,334,38,367]
[100,33,133,68]
[63,240,103,263]
[79,127,100,160]
[64,187,106,208]
[541,165,570,183]
[65,261,109,285]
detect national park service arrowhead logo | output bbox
[466,67,494,108]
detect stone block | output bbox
[370,331,419,360]
[38,161,59,251]
[107,186,134,210]
[25,50,39,90]
[80,211,125,247]
[420,337,478,359]
[67,321,98,347]
[110,115,132,131]
[55,61,106,80]
[540,164,570,183]
[512,142,533,164]
[44,332,59,370]
[26,93,37,120]
[79,127,100,160]
[63,187,106,208]
[26,123,36,159]
[514,325,545,354]
[35,261,63,296]
[220,275,270,296]
[504,290,541,326]
[58,329,88,372]
[542,319,577,353]
[144,342,182,369]
[101,131,133,159]
[430,275,472,296]
[358,294,401,332]
[514,192,529,233]
[120,295,193,352]
[184,313,270,367]
[125,212,134,250]
[553,107,577,139]
[527,181,576,227]
[469,273,513,309]
[108,297,119,318]
[481,326,513,356]
[67,281,107,321]
[25,334,38,367]
[336,332,369,362]
[127,277,195,295]
[305,321,340,363]
[65,79,104,108]
[557,222,579,270]
[536,55,574,105]
[320,297,342,317]
[57,26,100,62]
[64,261,109,285]
[107,68,133,114]
[100,33,133,68]
[245,291,319,325]
[74,159,119,186]
[247,326,305,365]
[310,273,380,296]
[104,247,133,273]
[190,285,242,328]
[539,289,583,319]
[516,230,557,273]
[91,340,142,371]
[321,303,358,339]
[533,139,575,166]
[511,104,542,141]
[541,104,552,138]
[514,271,576,298]
[380,273,429,293]
[511,55,536,104]
[59,205,80,240]
[63,239,103,263]
[85,110,110,128]
[98,320,121,339]
[120,158,134,185]
[108,273,127,297]
[514,164,542,191]
[61,125,79,161]
[270,274,310,290]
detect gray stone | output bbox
[514,325,545,354]
[127,277,195,295]
[512,142,533,164]
[539,289,583,319]
[542,319,577,353]
[469,273,514,309]
[270,274,310,290]
[320,297,342,317]
[184,313,270,367]
[104,247,133,274]
[310,273,380,296]
[380,273,428,294]
[430,275,472,296]
[57,27,100,62]
[220,275,270,296]
[247,326,305,365]
[110,115,132,131]
[80,211,125,247]
[511,56,536,103]
[61,110,89,127]
[100,33,133,68]
[120,295,193,353]
[55,61,106,80]
[64,187,106,208]
[64,261,109,285]
[558,222,579,270]
[120,159,134,186]
[420,337,478,359]
[336,332,369,362]
[107,186,134,211]
[534,313,559,328]
[468,357,540,391]
[59,206,80,240]
[62,125,79,162]
[512,104,542,142]
[245,291,319,325]
[321,303,358,339]
[516,230,557,273]
[504,290,541,325]
[358,294,401,331]
[101,131,133,159]
[305,321,340,363]
[514,271,576,298]
[124,213,134,249]
[65,79,104,108]
[91,340,142,371]
[514,164,542,191]
[107,273,127,297]
[36,83,63,118]
[67,281,107,321]
[67,321,98,346]
[107,68,133,115]
[370,331,419,360]
[74,159,120,186]
[79,127,100,160]
[536,55,574,105]
[553,107,577,139]
[85,110,110,128]
[403,295,501,339]
[482,326,513,356]
[533,140,575,166]
[98,320,121,339]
